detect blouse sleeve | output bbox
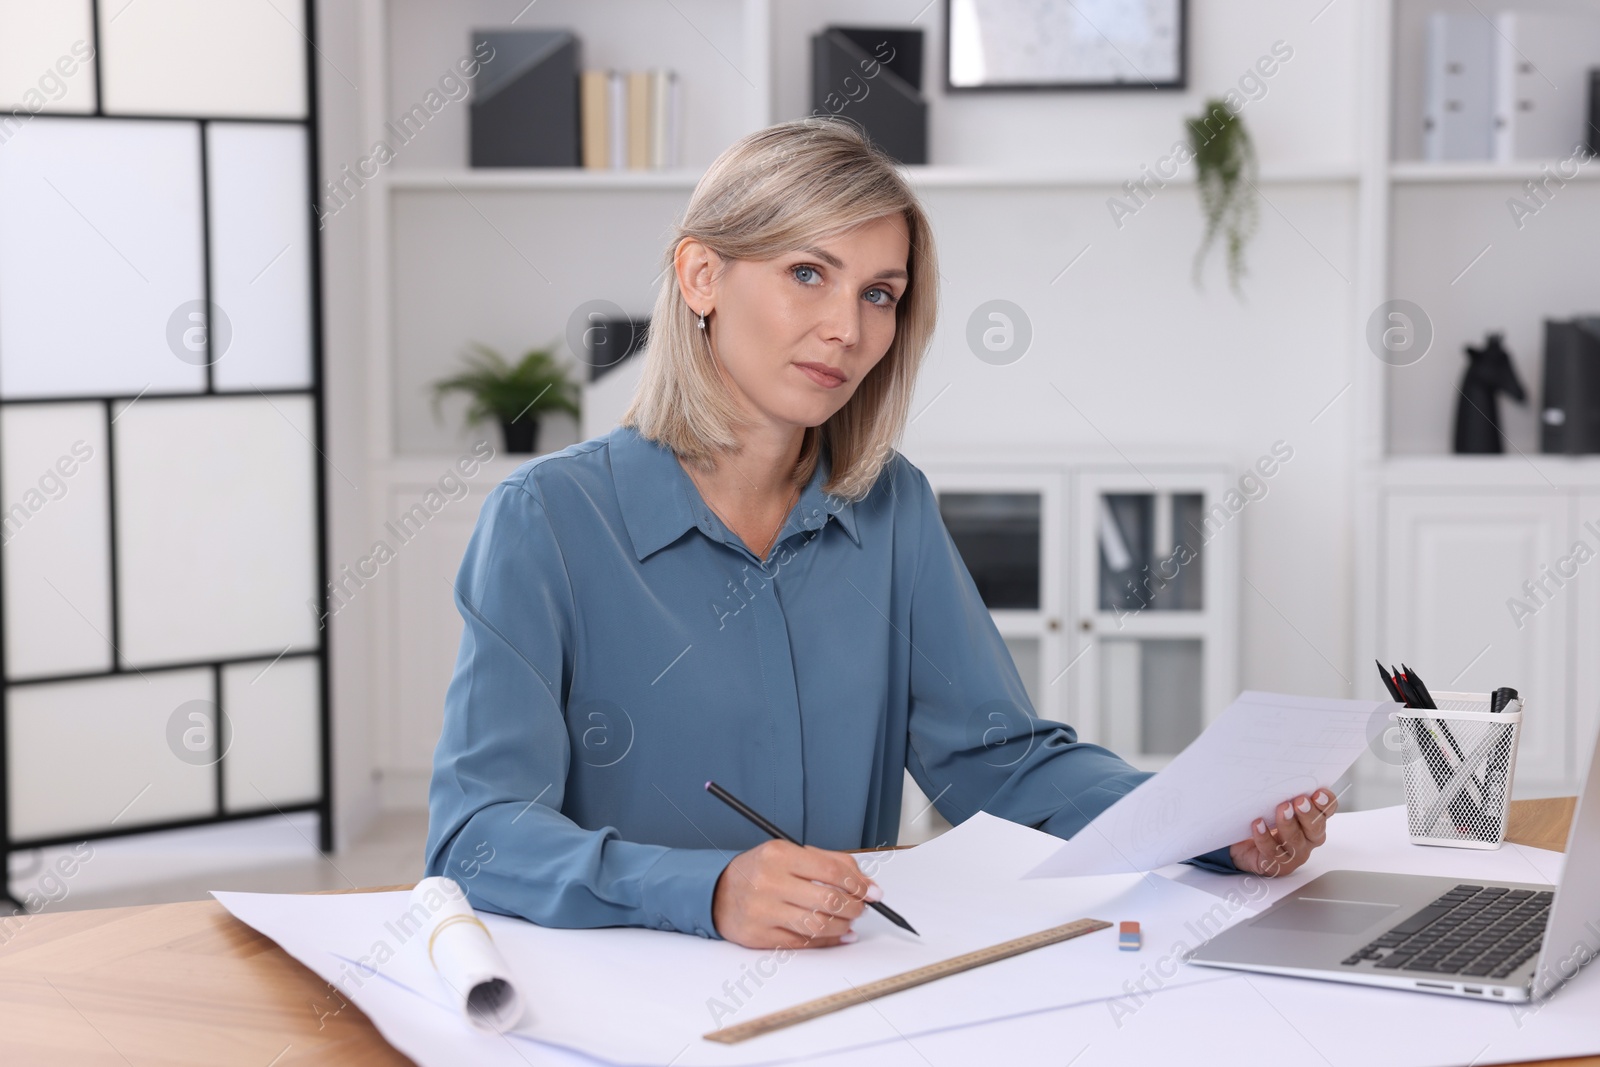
[423,479,735,936]
[898,462,1239,875]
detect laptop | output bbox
[1184,724,1600,1002]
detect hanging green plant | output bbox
[1185,97,1259,297]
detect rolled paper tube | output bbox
[411,876,525,1033]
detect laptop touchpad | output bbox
[1249,898,1399,935]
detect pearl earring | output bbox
[698,309,707,330]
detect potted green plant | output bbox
[1185,97,1259,298]
[430,341,581,454]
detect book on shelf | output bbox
[809,27,927,166]
[608,70,624,169]
[468,29,579,168]
[1541,317,1600,455]
[1412,13,1600,164]
[1422,13,1494,162]
[580,67,680,171]
[1491,12,1600,163]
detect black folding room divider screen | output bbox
[0,1,331,907]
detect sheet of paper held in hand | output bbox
[1025,691,1394,878]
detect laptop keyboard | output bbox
[1339,884,1552,979]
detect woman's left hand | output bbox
[1227,787,1338,877]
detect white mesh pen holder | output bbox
[1396,690,1523,848]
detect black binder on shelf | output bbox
[585,316,649,383]
[469,29,579,168]
[810,27,927,165]
[1541,317,1600,454]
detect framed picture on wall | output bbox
[945,0,1186,92]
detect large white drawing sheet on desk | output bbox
[1027,690,1391,877]
[217,804,1600,1067]
[216,811,1239,1067]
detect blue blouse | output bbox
[424,423,1238,938]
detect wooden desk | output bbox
[0,798,1588,1066]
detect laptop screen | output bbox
[1530,725,1600,1001]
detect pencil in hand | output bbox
[704,780,919,936]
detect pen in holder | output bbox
[1394,690,1523,848]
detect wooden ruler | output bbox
[703,917,1112,1045]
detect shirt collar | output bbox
[610,424,860,562]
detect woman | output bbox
[424,117,1338,950]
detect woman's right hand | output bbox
[711,839,881,948]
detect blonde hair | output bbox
[619,116,938,502]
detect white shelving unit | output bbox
[357,0,783,802]
[383,162,1361,192]
[353,0,1362,808]
[1388,161,1600,182]
[352,0,1600,813]
[1351,0,1600,807]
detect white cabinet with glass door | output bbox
[1069,468,1238,771]
[900,454,1237,842]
